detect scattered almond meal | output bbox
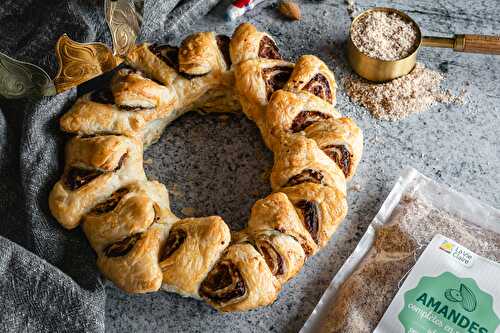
[349,183,362,192]
[169,183,185,198]
[343,63,463,121]
[345,0,358,20]
[278,1,301,21]
[143,158,153,165]
[260,168,271,182]
[218,114,230,124]
[250,189,261,197]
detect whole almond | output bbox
[278,1,301,21]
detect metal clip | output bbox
[53,34,122,93]
[105,0,141,57]
[0,51,56,99]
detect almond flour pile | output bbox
[343,63,458,121]
[351,11,418,61]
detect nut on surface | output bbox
[278,1,301,20]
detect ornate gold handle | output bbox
[1,1,140,99]
[105,0,141,57]
[0,51,56,99]
[53,34,122,93]
[422,34,500,55]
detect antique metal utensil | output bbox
[0,0,141,99]
[0,52,56,99]
[347,7,500,82]
[104,0,142,57]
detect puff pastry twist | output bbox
[50,23,363,311]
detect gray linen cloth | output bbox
[0,0,219,331]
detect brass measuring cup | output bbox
[347,7,500,82]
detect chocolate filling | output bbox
[64,153,127,191]
[275,227,314,257]
[255,239,284,276]
[160,229,187,261]
[291,111,331,133]
[199,260,246,305]
[303,73,333,104]
[149,44,180,69]
[153,203,161,223]
[296,200,320,244]
[64,168,103,191]
[258,36,282,60]
[104,233,142,257]
[89,188,129,215]
[322,144,352,177]
[117,67,140,77]
[286,169,325,187]
[90,87,115,104]
[216,34,232,68]
[262,66,293,99]
[119,105,154,111]
[179,72,208,80]
[118,65,165,86]
[149,43,208,80]
[114,69,156,110]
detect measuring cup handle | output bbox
[455,34,500,55]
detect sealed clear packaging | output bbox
[300,167,500,333]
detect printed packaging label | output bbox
[374,234,500,333]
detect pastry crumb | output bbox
[250,189,261,197]
[260,168,272,182]
[169,183,185,198]
[181,207,196,216]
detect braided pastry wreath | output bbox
[49,23,363,312]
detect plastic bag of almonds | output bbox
[300,167,500,333]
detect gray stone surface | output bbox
[105,0,500,332]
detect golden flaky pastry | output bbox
[83,181,176,293]
[97,224,165,293]
[49,135,145,229]
[270,134,347,195]
[82,181,177,253]
[304,117,363,180]
[199,243,281,312]
[60,68,180,147]
[60,92,148,138]
[179,32,231,75]
[232,229,306,285]
[50,22,363,312]
[111,67,176,109]
[160,216,231,298]
[126,43,179,86]
[234,59,294,124]
[229,22,283,65]
[281,182,348,248]
[247,192,318,257]
[283,55,337,105]
[264,90,341,149]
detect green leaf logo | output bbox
[399,273,500,333]
[444,288,462,302]
[444,283,477,312]
[459,283,477,312]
